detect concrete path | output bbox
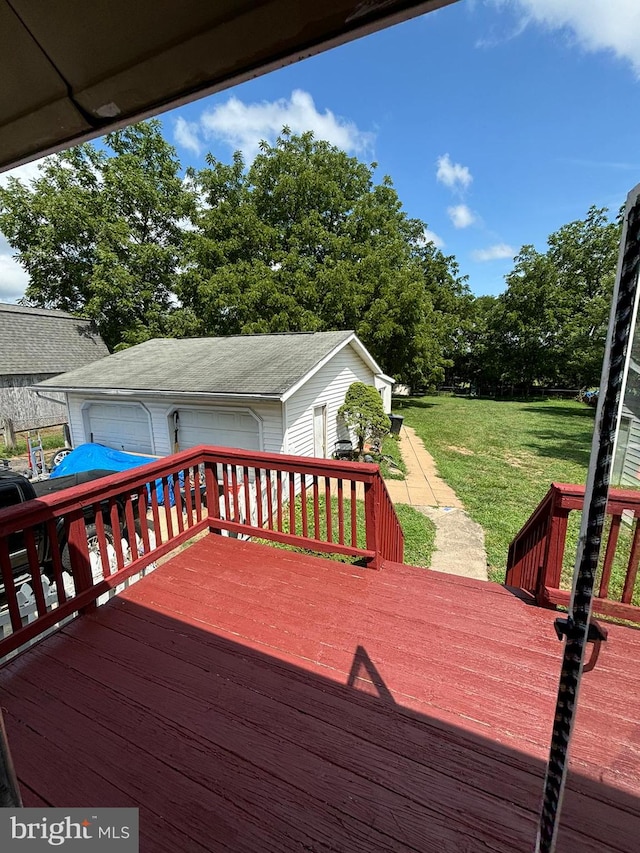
[385,426,488,581]
[385,425,462,509]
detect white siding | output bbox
[374,375,393,414]
[66,393,283,456]
[285,344,375,458]
[619,411,640,488]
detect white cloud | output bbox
[174,90,375,163]
[0,158,43,188]
[174,117,202,156]
[0,162,40,303]
[497,1,640,77]
[472,243,515,261]
[436,153,473,192]
[448,204,477,229]
[0,235,28,302]
[421,228,445,249]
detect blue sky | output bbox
[2,0,640,300]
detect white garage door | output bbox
[176,408,261,452]
[85,402,153,454]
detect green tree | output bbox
[338,382,389,456]
[488,206,621,390]
[0,121,193,349]
[179,129,464,386]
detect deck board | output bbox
[1,534,640,852]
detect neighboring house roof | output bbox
[0,303,109,376]
[37,331,383,400]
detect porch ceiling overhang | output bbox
[0,0,457,173]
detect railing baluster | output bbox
[231,466,239,523]
[109,499,125,570]
[351,481,357,547]
[149,481,163,545]
[255,468,264,528]
[266,469,274,530]
[222,465,232,523]
[23,529,47,616]
[45,518,67,603]
[92,503,112,577]
[0,537,22,632]
[243,466,251,526]
[124,493,139,558]
[276,471,283,531]
[136,487,151,553]
[204,460,220,531]
[324,477,332,543]
[173,473,184,534]
[288,472,296,535]
[622,518,640,604]
[313,475,320,539]
[337,479,344,545]
[162,477,174,540]
[192,465,203,521]
[182,468,193,528]
[301,474,308,538]
[599,514,621,599]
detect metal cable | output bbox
[535,191,640,852]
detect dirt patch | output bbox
[447,445,475,456]
[504,450,538,468]
[504,454,524,467]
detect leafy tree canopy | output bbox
[0,121,193,349]
[451,206,621,391]
[178,129,468,386]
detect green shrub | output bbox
[338,382,389,455]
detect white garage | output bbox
[172,408,261,452]
[82,402,153,454]
[38,331,392,459]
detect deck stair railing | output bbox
[0,446,403,659]
[506,482,640,623]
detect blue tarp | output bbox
[50,443,181,506]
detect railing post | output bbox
[365,477,381,569]
[66,511,96,614]
[538,498,569,605]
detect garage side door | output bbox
[85,403,153,454]
[177,408,261,451]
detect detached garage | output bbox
[37,331,392,459]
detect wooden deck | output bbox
[1,533,639,852]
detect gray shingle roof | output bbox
[0,303,109,376]
[37,331,357,397]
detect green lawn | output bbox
[394,396,594,582]
[378,434,406,480]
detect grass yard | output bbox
[394,396,594,582]
[378,434,406,480]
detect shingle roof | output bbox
[0,303,109,376]
[37,331,358,397]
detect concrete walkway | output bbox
[385,426,488,581]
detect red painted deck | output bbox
[1,534,639,852]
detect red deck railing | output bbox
[506,482,640,623]
[0,446,403,659]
